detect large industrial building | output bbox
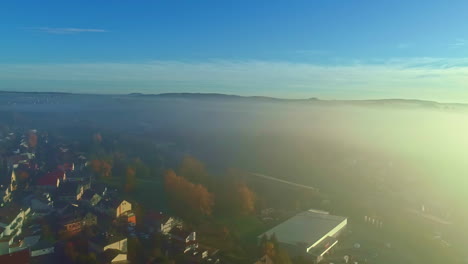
[258,209,347,262]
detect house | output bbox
[60,217,82,236]
[98,248,129,264]
[0,236,12,255]
[63,169,91,183]
[53,200,71,215]
[115,200,131,218]
[96,199,132,218]
[58,162,75,172]
[9,170,18,192]
[37,170,65,188]
[146,212,182,235]
[58,208,97,236]
[56,181,86,202]
[30,240,55,257]
[75,153,88,171]
[191,246,221,264]
[91,182,109,197]
[124,212,136,225]
[82,212,98,227]
[0,206,31,238]
[258,209,347,262]
[81,189,102,207]
[3,167,33,202]
[29,193,54,215]
[89,234,127,253]
[169,228,197,253]
[18,234,40,249]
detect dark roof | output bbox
[64,170,88,181]
[30,239,55,250]
[81,189,97,201]
[57,182,81,197]
[90,232,127,248]
[7,155,27,165]
[58,205,86,224]
[98,198,125,210]
[53,200,70,210]
[91,182,109,196]
[169,228,193,240]
[0,204,23,224]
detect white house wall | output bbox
[111,253,127,263]
[104,238,128,253]
[116,201,132,218]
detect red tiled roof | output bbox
[58,163,74,171]
[0,249,30,264]
[37,170,65,186]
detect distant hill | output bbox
[128,92,466,109]
[1,90,465,109]
[0,90,72,95]
[130,92,319,102]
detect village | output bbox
[0,128,223,264]
[0,126,442,264]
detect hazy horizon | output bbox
[0,89,466,105]
[3,1,468,102]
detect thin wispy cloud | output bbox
[294,49,328,55]
[397,43,412,49]
[28,27,108,34]
[1,58,468,102]
[450,38,466,48]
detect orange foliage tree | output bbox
[28,132,38,148]
[236,182,256,214]
[124,166,136,193]
[164,169,214,216]
[179,156,210,185]
[18,170,29,180]
[90,159,112,178]
[92,132,102,144]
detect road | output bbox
[247,172,319,192]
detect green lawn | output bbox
[215,214,267,241]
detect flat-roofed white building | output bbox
[258,209,347,262]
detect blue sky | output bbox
[1,1,468,101]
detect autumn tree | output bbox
[215,169,256,215]
[64,242,78,262]
[164,169,214,217]
[89,159,112,178]
[259,234,292,264]
[236,181,256,214]
[178,156,210,185]
[28,132,38,148]
[124,166,136,193]
[17,170,29,180]
[92,132,102,144]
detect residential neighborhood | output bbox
[0,129,221,264]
